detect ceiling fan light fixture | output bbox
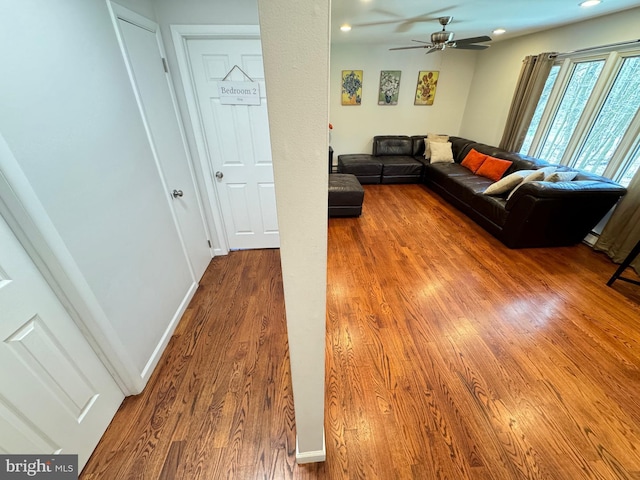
[579,0,601,7]
[340,24,352,32]
[493,28,506,35]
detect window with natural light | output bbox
[521,47,640,187]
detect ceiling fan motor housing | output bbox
[431,30,454,44]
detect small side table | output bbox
[607,238,640,287]
[329,146,335,173]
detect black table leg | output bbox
[607,238,640,287]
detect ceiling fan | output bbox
[390,16,492,54]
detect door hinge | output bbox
[208,240,212,248]
[161,58,169,73]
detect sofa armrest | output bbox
[500,181,626,248]
[505,181,626,208]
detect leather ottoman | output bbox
[337,154,382,184]
[328,174,364,217]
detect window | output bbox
[521,46,640,187]
[520,65,560,154]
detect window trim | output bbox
[523,45,640,186]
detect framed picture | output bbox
[378,70,401,105]
[414,71,439,105]
[341,70,363,105]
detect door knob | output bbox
[215,171,224,179]
[172,189,184,198]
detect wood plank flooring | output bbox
[81,184,640,479]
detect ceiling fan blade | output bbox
[390,44,434,51]
[411,39,432,44]
[370,8,403,18]
[425,47,441,55]
[353,19,411,27]
[452,44,490,50]
[395,15,438,33]
[455,35,492,44]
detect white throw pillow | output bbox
[483,171,528,195]
[537,166,557,177]
[507,169,546,200]
[545,171,578,182]
[429,141,454,164]
[423,134,449,159]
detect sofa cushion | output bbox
[430,141,454,163]
[507,169,546,200]
[411,135,428,157]
[424,133,449,159]
[338,154,382,175]
[373,136,413,156]
[476,156,513,181]
[483,171,530,195]
[338,154,383,184]
[449,137,477,162]
[506,153,551,174]
[545,171,578,182]
[381,156,423,176]
[461,149,488,173]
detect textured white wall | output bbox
[460,7,640,146]
[330,44,478,157]
[257,0,329,463]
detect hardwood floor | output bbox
[81,184,640,479]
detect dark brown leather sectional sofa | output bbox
[337,135,627,248]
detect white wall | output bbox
[460,7,640,146]
[330,45,478,157]
[0,0,194,389]
[257,0,329,463]
[114,0,156,19]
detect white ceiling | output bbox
[331,0,640,47]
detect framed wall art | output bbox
[378,70,401,105]
[341,70,363,105]
[414,71,439,105]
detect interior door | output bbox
[186,38,280,250]
[114,8,212,279]
[0,214,124,469]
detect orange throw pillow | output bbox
[461,149,488,173]
[476,156,513,181]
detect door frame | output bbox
[171,24,262,255]
[0,133,136,395]
[107,3,213,275]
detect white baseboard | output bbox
[139,281,199,388]
[583,232,599,247]
[296,431,326,464]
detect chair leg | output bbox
[607,239,640,286]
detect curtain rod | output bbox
[552,39,640,59]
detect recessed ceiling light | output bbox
[493,28,506,35]
[340,24,352,32]
[579,0,601,7]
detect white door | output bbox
[186,38,280,250]
[113,7,212,279]
[0,214,124,469]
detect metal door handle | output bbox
[172,189,184,198]
[215,171,224,179]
